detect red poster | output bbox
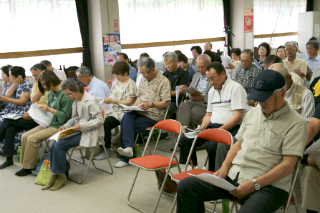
[244,9,253,33]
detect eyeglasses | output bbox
[140,71,149,76]
[32,74,39,78]
[206,75,219,82]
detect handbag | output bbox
[34,159,52,186]
[155,169,177,193]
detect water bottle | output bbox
[135,144,141,158]
[17,146,21,163]
[222,199,230,213]
[37,155,41,164]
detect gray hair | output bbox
[242,49,254,58]
[75,66,92,77]
[274,85,286,92]
[137,57,155,72]
[269,63,290,79]
[163,52,178,62]
[61,78,85,93]
[284,42,298,50]
[197,54,211,64]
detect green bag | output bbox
[34,159,52,186]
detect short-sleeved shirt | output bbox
[196,75,208,95]
[305,55,320,72]
[87,76,110,100]
[186,65,197,85]
[189,60,198,72]
[163,67,189,102]
[228,102,308,193]
[137,72,171,121]
[0,81,13,110]
[312,103,320,120]
[283,57,308,80]
[30,83,49,106]
[206,77,250,124]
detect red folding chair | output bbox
[84,87,89,93]
[127,119,182,213]
[107,78,115,84]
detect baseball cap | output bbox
[247,70,285,102]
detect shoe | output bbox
[94,151,110,160]
[15,168,33,176]
[0,159,13,169]
[181,165,193,172]
[42,174,58,190]
[117,147,133,157]
[50,175,67,191]
[114,161,129,168]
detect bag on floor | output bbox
[34,159,52,186]
[32,154,50,176]
[155,169,177,193]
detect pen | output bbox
[44,112,47,116]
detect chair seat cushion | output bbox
[129,155,177,169]
[171,169,214,182]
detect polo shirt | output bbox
[87,76,110,100]
[284,57,308,80]
[305,55,320,72]
[206,77,250,125]
[229,102,308,193]
[232,63,262,94]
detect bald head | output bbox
[269,63,290,79]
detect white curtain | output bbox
[119,0,224,61]
[254,0,306,48]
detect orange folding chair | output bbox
[127,119,182,213]
[84,87,89,93]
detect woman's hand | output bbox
[103,97,114,104]
[228,63,235,69]
[13,75,22,85]
[72,123,81,131]
[59,125,66,131]
[39,105,50,112]
[22,113,32,120]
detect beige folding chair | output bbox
[127,119,182,213]
[68,109,113,184]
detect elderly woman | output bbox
[277,45,286,61]
[254,42,271,69]
[189,46,202,71]
[227,48,241,73]
[0,65,13,110]
[0,66,33,169]
[41,78,104,190]
[16,70,73,176]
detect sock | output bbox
[0,157,14,169]
[50,174,67,191]
[15,168,33,176]
[42,174,58,190]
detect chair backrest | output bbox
[101,109,105,118]
[84,87,89,93]
[107,78,115,84]
[154,119,181,134]
[197,129,233,146]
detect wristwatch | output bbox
[253,179,260,190]
[151,102,154,108]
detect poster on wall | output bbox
[103,34,121,65]
[244,9,254,33]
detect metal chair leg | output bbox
[127,167,146,212]
[92,143,113,174]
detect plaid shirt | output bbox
[233,63,262,94]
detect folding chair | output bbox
[127,119,182,213]
[84,87,89,92]
[170,128,234,213]
[68,109,113,184]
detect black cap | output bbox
[247,70,285,102]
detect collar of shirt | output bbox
[285,82,294,99]
[262,100,290,120]
[213,77,229,92]
[242,63,254,71]
[88,76,96,88]
[306,54,320,62]
[200,74,207,81]
[287,57,299,64]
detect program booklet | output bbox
[48,128,81,142]
[28,104,53,128]
[119,103,145,112]
[181,87,202,95]
[189,173,237,191]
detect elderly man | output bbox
[270,63,314,123]
[75,66,110,100]
[176,54,212,129]
[115,57,171,168]
[232,49,262,94]
[117,52,137,82]
[176,70,308,213]
[305,40,320,73]
[163,52,189,115]
[40,60,67,81]
[203,42,212,52]
[284,42,308,80]
[179,62,249,172]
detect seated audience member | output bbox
[178,53,197,85]
[117,52,137,82]
[163,52,189,115]
[227,48,241,75]
[16,70,73,176]
[305,40,320,78]
[232,49,263,94]
[190,46,202,71]
[174,50,182,56]
[176,54,212,129]
[270,63,314,123]
[76,66,110,100]
[176,70,307,213]
[203,50,216,63]
[203,42,212,52]
[179,62,249,172]
[40,60,67,81]
[302,104,320,213]
[277,45,286,61]
[284,42,308,80]
[254,42,271,69]
[115,57,171,168]
[0,65,13,110]
[0,66,33,169]
[42,78,103,191]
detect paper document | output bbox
[305,138,320,155]
[2,114,23,120]
[100,100,113,114]
[181,87,202,95]
[184,126,202,139]
[28,104,53,128]
[119,103,144,112]
[49,127,81,141]
[175,86,180,107]
[190,173,236,191]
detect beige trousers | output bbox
[300,151,320,211]
[20,125,59,169]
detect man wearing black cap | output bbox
[176,70,308,213]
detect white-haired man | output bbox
[284,42,308,80]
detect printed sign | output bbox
[114,20,119,33]
[244,9,254,33]
[103,34,121,65]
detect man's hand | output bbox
[295,70,305,78]
[214,167,229,179]
[103,97,114,104]
[72,124,81,131]
[59,125,66,131]
[22,113,32,120]
[39,105,50,112]
[229,180,255,199]
[139,102,152,110]
[188,94,204,102]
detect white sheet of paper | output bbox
[175,86,180,107]
[28,104,53,128]
[100,100,113,115]
[2,114,23,120]
[305,138,320,155]
[119,103,144,111]
[191,173,237,191]
[184,126,202,139]
[245,32,253,49]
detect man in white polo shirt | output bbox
[179,62,250,172]
[40,60,67,81]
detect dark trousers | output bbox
[120,111,157,162]
[103,116,120,148]
[0,118,38,157]
[177,176,288,213]
[179,123,239,172]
